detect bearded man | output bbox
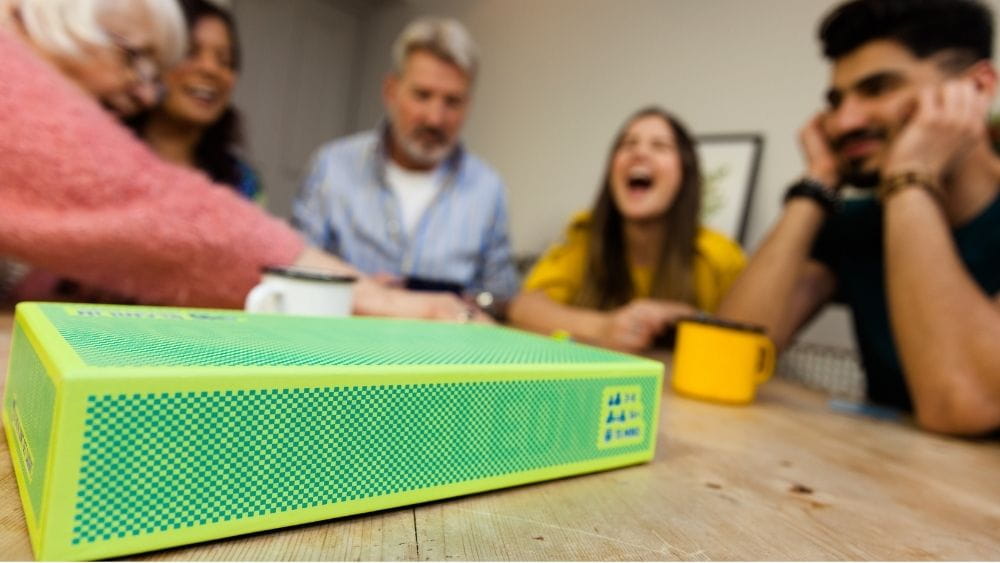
[293,17,519,317]
[719,0,1000,436]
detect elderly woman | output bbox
[0,0,477,320]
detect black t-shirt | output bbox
[811,192,1000,411]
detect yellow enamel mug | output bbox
[672,316,775,404]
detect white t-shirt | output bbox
[385,160,443,238]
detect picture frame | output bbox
[696,133,764,246]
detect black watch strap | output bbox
[784,178,839,214]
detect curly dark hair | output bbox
[820,0,993,68]
[128,0,248,189]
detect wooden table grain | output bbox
[0,312,997,560]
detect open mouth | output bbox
[183,84,221,105]
[627,171,654,191]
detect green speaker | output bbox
[3,303,663,560]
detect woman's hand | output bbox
[599,299,697,353]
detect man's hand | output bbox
[370,272,404,287]
[419,291,494,323]
[884,79,992,184]
[799,112,840,188]
[389,288,494,323]
[353,279,491,322]
[599,299,697,353]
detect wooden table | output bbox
[0,312,997,560]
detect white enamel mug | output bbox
[244,266,357,317]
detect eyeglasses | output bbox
[108,33,159,87]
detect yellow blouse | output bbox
[523,212,747,312]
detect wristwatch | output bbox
[473,291,508,321]
[784,178,840,214]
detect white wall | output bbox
[232,0,372,218]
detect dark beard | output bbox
[833,127,887,189]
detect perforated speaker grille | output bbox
[73,377,657,545]
[38,305,636,368]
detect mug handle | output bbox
[244,282,284,313]
[755,336,776,384]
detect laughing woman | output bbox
[129,0,261,201]
[508,107,746,353]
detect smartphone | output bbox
[404,276,465,295]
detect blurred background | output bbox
[224,0,1000,361]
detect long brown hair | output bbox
[574,107,701,310]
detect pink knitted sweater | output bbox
[0,30,304,308]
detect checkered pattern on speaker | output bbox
[40,304,637,368]
[72,378,656,546]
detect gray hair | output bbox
[15,0,186,67]
[391,16,478,80]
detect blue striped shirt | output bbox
[292,127,520,300]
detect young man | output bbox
[719,0,1000,436]
[292,17,519,318]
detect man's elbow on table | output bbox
[912,376,1000,437]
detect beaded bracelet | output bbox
[877,171,945,206]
